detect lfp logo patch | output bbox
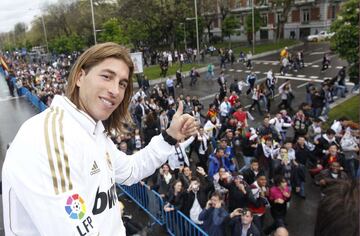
[65,194,86,220]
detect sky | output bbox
[0,0,59,33]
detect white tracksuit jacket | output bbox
[2,95,175,236]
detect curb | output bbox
[329,92,358,109]
[133,41,305,88]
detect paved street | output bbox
[0,41,352,236]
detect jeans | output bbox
[334,85,346,97]
[240,156,254,171]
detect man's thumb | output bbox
[175,100,184,117]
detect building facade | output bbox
[208,0,342,41]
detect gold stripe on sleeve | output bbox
[44,108,59,195]
[59,109,73,191]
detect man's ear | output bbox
[76,69,85,87]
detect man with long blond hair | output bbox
[2,42,198,235]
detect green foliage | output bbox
[49,34,85,54]
[222,16,238,39]
[324,95,359,130]
[244,9,262,35]
[98,18,129,45]
[330,0,359,83]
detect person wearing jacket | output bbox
[218,173,257,212]
[2,43,198,236]
[264,175,291,235]
[182,167,214,224]
[227,208,261,236]
[198,191,228,236]
[340,129,359,178]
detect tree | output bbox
[49,34,85,54]
[98,18,129,45]
[222,15,238,47]
[330,0,359,83]
[271,0,293,39]
[244,9,262,45]
[199,0,219,43]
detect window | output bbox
[302,9,310,23]
[331,5,336,19]
[261,13,268,26]
[248,0,252,7]
[235,0,241,8]
[276,13,283,23]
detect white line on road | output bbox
[245,70,251,73]
[0,96,21,102]
[255,71,261,74]
[236,69,242,72]
[263,62,269,65]
[311,65,320,68]
[228,69,234,72]
[310,76,319,79]
[297,82,309,88]
[336,66,343,69]
[297,75,306,78]
[324,77,332,80]
[277,75,354,85]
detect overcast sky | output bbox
[0,0,59,33]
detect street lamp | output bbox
[194,0,200,63]
[252,0,255,54]
[41,15,49,53]
[90,0,97,44]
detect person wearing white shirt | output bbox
[219,96,231,123]
[269,113,292,143]
[2,43,198,236]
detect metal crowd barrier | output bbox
[0,66,48,112]
[118,183,208,236]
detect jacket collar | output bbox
[51,95,105,136]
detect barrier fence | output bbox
[0,66,48,112]
[118,183,208,236]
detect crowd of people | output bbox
[1,45,359,236]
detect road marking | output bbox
[324,77,332,80]
[310,52,327,55]
[287,74,294,76]
[255,71,261,74]
[336,66,343,69]
[0,96,21,102]
[245,70,251,73]
[272,62,279,65]
[297,75,306,78]
[263,72,268,75]
[311,65,320,68]
[310,76,319,79]
[236,69,242,72]
[228,69,234,72]
[277,75,354,85]
[297,82,309,88]
[263,62,269,65]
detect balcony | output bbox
[294,0,315,5]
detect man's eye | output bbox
[101,75,110,80]
[119,82,128,89]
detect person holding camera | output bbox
[227,208,261,236]
[182,167,214,226]
[198,191,228,236]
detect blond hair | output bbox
[65,42,134,135]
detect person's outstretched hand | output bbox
[166,101,198,141]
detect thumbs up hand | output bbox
[166,101,198,141]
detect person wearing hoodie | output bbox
[340,128,359,178]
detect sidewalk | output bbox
[133,41,304,88]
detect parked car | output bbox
[307,31,335,42]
